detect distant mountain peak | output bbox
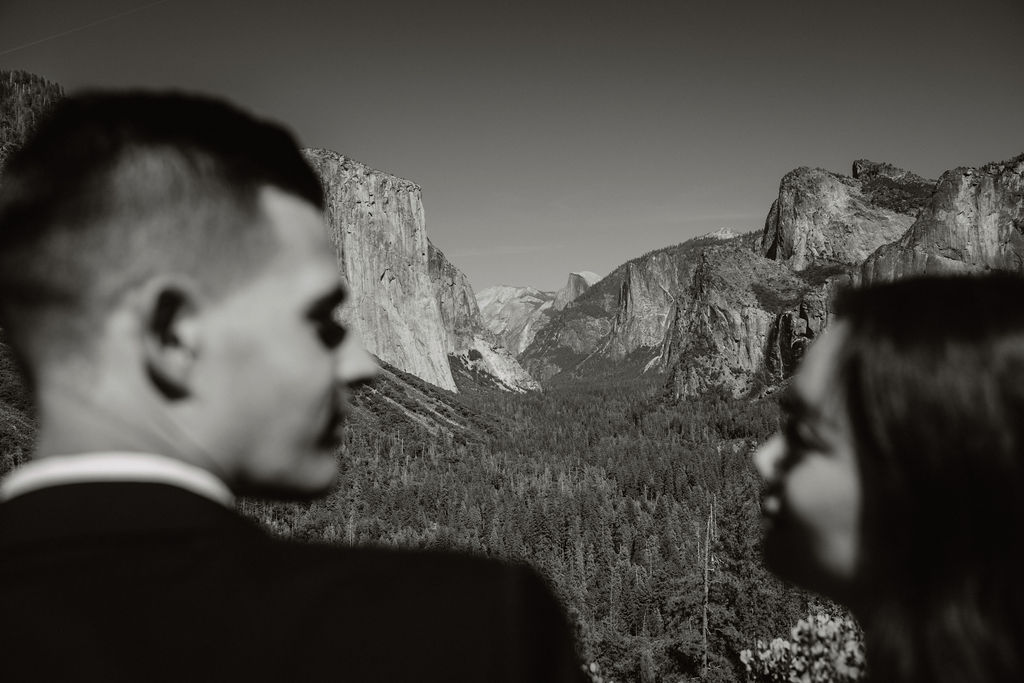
[570,271,602,285]
[699,228,738,241]
[553,270,601,311]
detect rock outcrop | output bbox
[552,271,600,311]
[662,154,1021,400]
[428,239,485,353]
[663,238,837,399]
[428,241,539,393]
[303,149,457,392]
[521,236,732,383]
[860,154,1024,283]
[604,252,695,360]
[476,285,556,357]
[449,342,541,394]
[759,165,928,271]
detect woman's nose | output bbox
[753,433,786,482]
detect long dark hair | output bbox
[833,274,1024,682]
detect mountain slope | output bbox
[861,154,1024,283]
[520,233,739,384]
[664,154,1023,400]
[476,285,556,357]
[428,242,539,394]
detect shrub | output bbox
[740,613,865,682]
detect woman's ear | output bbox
[139,279,202,400]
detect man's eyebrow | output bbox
[306,285,347,317]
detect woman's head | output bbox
[755,273,1024,678]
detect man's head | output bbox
[0,91,377,498]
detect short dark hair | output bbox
[833,273,1024,682]
[0,91,324,368]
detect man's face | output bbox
[195,186,376,498]
[753,322,862,600]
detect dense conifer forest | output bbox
[237,374,818,682]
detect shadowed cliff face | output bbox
[428,242,539,393]
[428,239,485,354]
[520,235,732,384]
[860,154,1024,283]
[662,238,839,399]
[664,154,1022,400]
[303,148,457,392]
[759,165,926,271]
[552,272,600,311]
[475,271,599,359]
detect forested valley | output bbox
[241,373,827,682]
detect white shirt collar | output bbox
[0,452,235,508]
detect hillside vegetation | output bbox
[241,378,813,682]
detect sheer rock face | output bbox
[428,241,539,392]
[552,271,600,311]
[665,154,1022,400]
[475,285,556,357]
[604,252,696,361]
[860,154,1024,283]
[663,241,838,399]
[428,239,486,353]
[303,148,457,392]
[759,166,924,271]
[521,237,725,383]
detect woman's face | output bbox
[753,322,863,601]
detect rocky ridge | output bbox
[475,270,600,359]
[519,234,733,384]
[427,242,539,393]
[668,154,1024,398]
[860,154,1024,283]
[758,164,926,271]
[666,159,936,398]
[522,154,1022,399]
[553,271,601,311]
[662,236,838,398]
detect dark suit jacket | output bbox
[0,482,586,682]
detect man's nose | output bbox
[335,330,378,387]
[753,433,785,482]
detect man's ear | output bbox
[139,279,202,401]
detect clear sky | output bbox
[2,0,1023,291]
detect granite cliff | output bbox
[427,242,539,393]
[664,154,1023,399]
[520,234,729,384]
[758,162,931,270]
[428,239,483,354]
[860,154,1024,283]
[303,149,457,392]
[475,271,598,360]
[662,236,838,398]
[553,271,600,311]
[664,158,936,398]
